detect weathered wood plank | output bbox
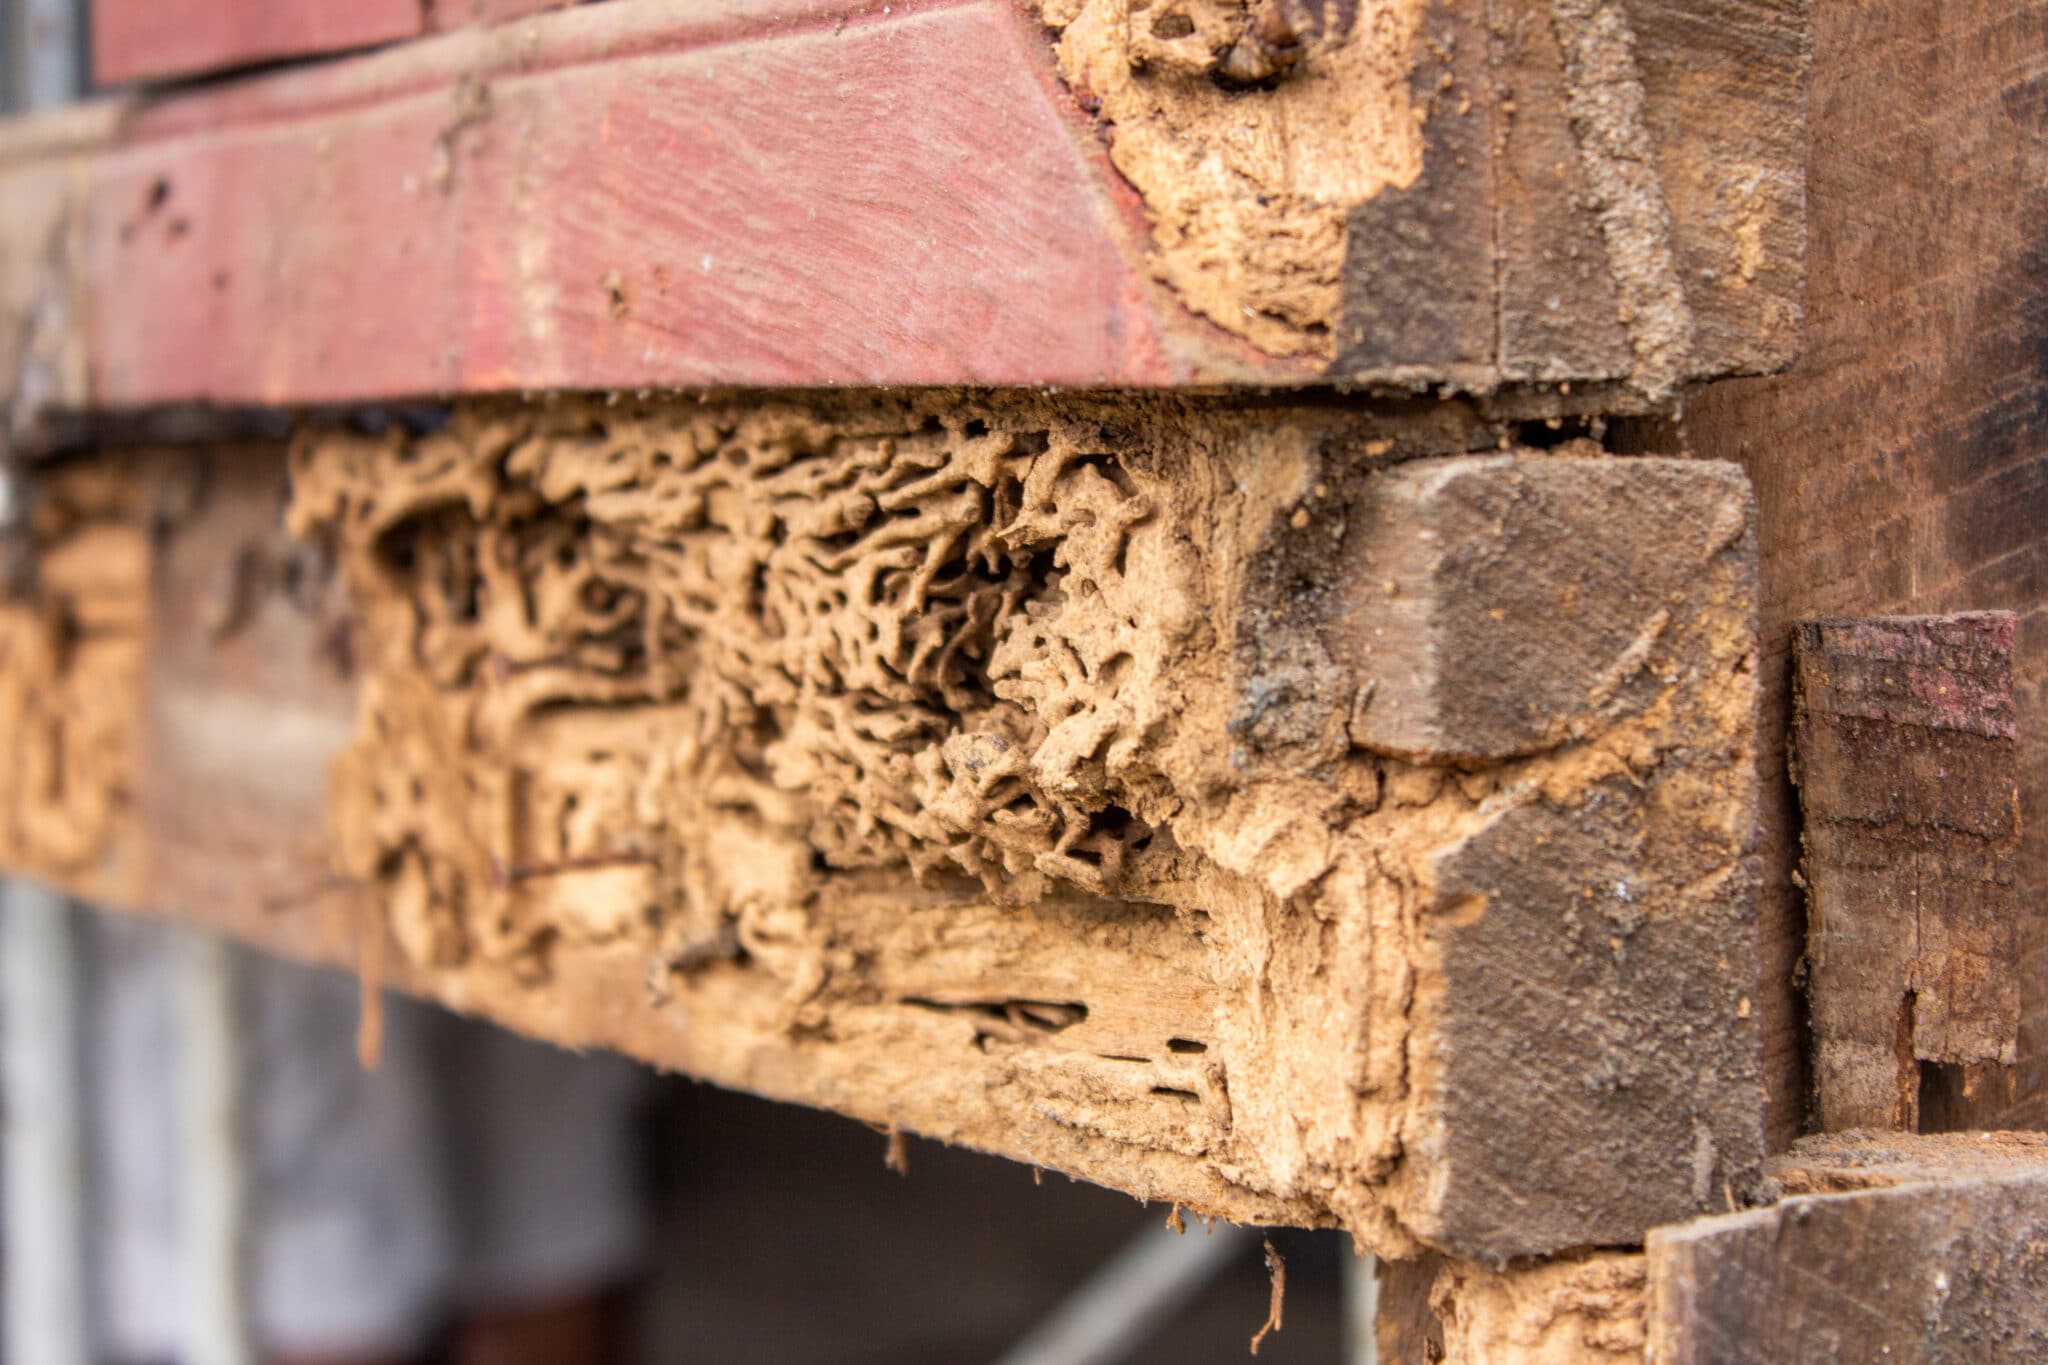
[0,398,1763,1261]
[91,0,571,86]
[3,0,1804,413]
[1626,0,2048,1149]
[82,0,1189,401]
[1381,1133,2048,1363]
[0,103,108,455]
[1791,613,2021,1132]
[1648,1132,2048,1363]
[92,0,422,85]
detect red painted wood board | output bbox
[8,0,1807,415]
[92,0,575,87]
[79,0,1234,403]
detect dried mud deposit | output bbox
[1036,0,1427,355]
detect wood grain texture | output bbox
[0,402,1765,1261]
[1648,1132,2048,1363]
[91,0,573,86]
[1379,1134,2048,1362]
[6,0,1805,409]
[1375,1254,1450,1363]
[1629,0,2048,1148]
[1792,614,2021,1132]
[82,0,1190,401]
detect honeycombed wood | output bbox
[1,0,1804,419]
[0,399,1763,1261]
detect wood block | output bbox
[1382,1133,2048,1363]
[1344,456,1754,762]
[0,399,1763,1261]
[1648,1132,2048,1362]
[2,0,1804,410]
[1375,1253,1450,1363]
[1792,613,2021,1132]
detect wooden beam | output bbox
[1648,1132,2048,1362]
[90,0,579,88]
[92,0,425,85]
[1791,613,2021,1132]
[1626,0,2048,1148]
[1382,1132,2048,1362]
[4,0,1805,413]
[0,397,1763,1261]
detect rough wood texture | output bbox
[1376,1254,1450,1363]
[1624,0,2048,1148]
[92,0,572,86]
[1791,614,2021,1132]
[0,398,1762,1261]
[1432,1254,1648,1364]
[1648,1132,2048,1363]
[1382,1133,2048,1362]
[2,0,1803,415]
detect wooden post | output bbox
[1638,0,2048,1144]
[1791,613,2021,1131]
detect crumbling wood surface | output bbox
[1384,1132,2048,1363]
[1,0,1803,414]
[1432,1253,1649,1364]
[91,0,569,86]
[1791,614,2021,1132]
[1627,0,2048,1147]
[0,396,1763,1261]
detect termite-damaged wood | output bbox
[0,455,145,877]
[0,0,1803,414]
[0,395,1762,1262]
[1791,614,2021,1133]
[1382,1132,2048,1363]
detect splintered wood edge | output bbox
[0,401,1762,1261]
